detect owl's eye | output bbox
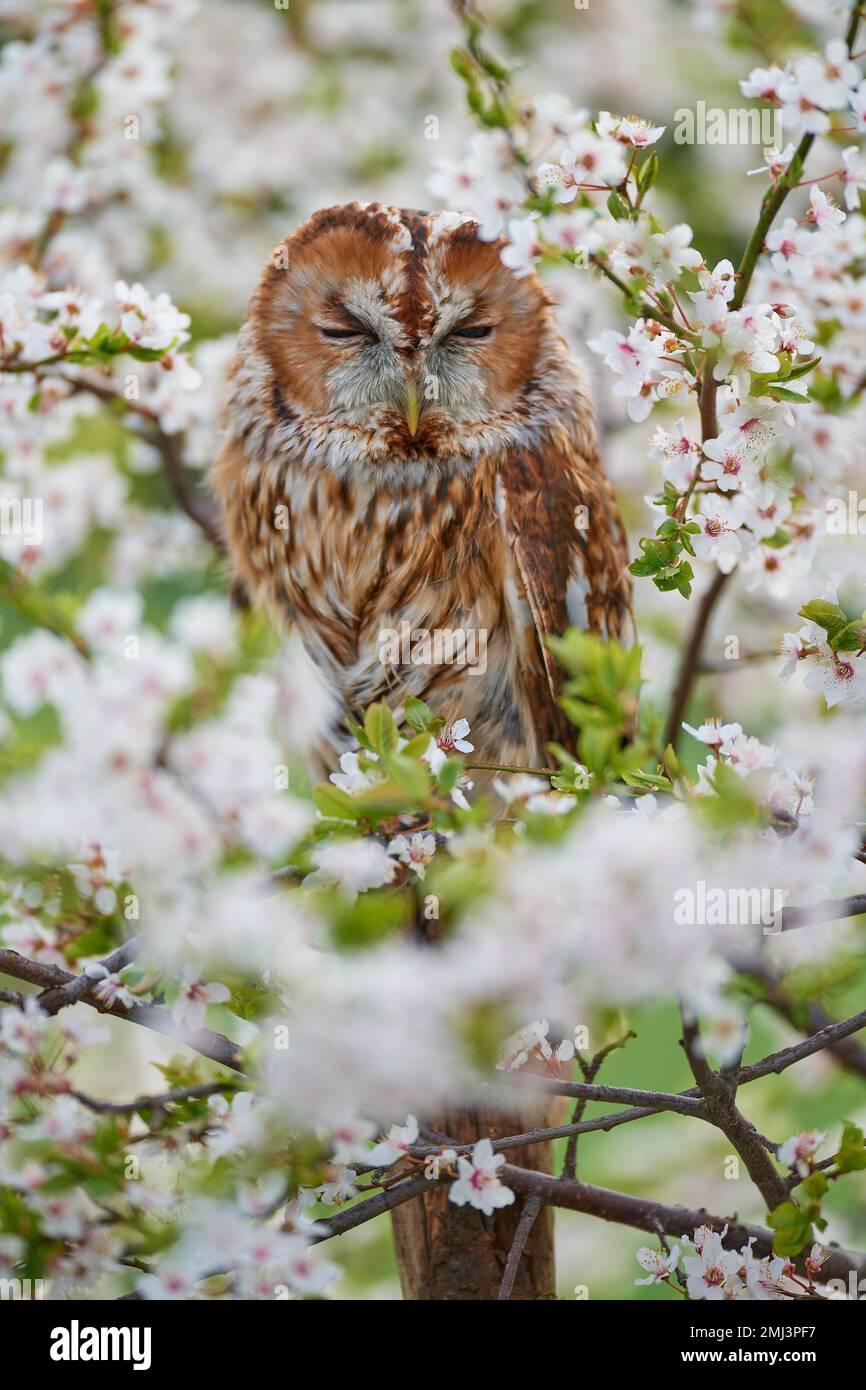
[319,326,368,340]
[451,324,493,339]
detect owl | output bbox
[212,202,631,779]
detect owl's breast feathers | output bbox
[212,424,631,765]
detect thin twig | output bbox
[663,568,730,753]
[70,1081,238,1115]
[498,1195,542,1300]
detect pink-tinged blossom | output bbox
[587,321,683,422]
[307,837,397,898]
[649,223,703,281]
[649,418,701,491]
[114,280,191,351]
[841,145,866,210]
[767,768,815,820]
[387,831,436,879]
[448,1138,516,1216]
[316,1165,359,1207]
[327,1117,378,1166]
[776,1129,827,1177]
[535,132,626,203]
[492,773,550,805]
[747,144,797,180]
[436,718,474,755]
[78,588,143,654]
[739,542,807,601]
[682,718,743,751]
[702,433,759,492]
[740,65,787,103]
[0,998,49,1055]
[496,1019,575,1071]
[367,1114,419,1168]
[778,630,813,681]
[170,594,238,663]
[329,750,384,795]
[806,187,846,231]
[850,80,866,133]
[765,218,818,283]
[719,729,777,776]
[683,1229,744,1300]
[500,216,544,277]
[171,967,231,1031]
[596,111,665,148]
[635,1244,680,1285]
[84,964,137,1011]
[691,495,748,572]
[803,653,866,707]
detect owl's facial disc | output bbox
[255,204,550,468]
[312,294,500,441]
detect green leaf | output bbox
[662,744,681,781]
[364,700,400,756]
[830,619,866,653]
[836,1120,866,1173]
[783,354,822,381]
[762,528,792,549]
[798,600,848,639]
[403,696,434,733]
[767,1199,817,1258]
[801,1172,828,1200]
[329,890,409,950]
[759,382,809,403]
[313,785,359,821]
[449,47,476,82]
[607,190,631,221]
[343,717,373,752]
[437,757,463,793]
[628,557,656,578]
[636,152,659,195]
[380,752,430,800]
[401,732,434,761]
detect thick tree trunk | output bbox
[390,1100,555,1300]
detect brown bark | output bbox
[390,1100,556,1300]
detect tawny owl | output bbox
[211,202,631,776]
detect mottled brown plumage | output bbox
[211,201,631,771]
[211,202,632,1298]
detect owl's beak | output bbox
[404,380,421,437]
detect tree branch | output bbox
[0,945,245,1073]
[64,376,225,552]
[776,893,866,933]
[501,1165,866,1283]
[36,935,144,1016]
[680,1008,790,1211]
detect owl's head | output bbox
[242,203,563,477]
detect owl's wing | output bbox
[497,435,632,749]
